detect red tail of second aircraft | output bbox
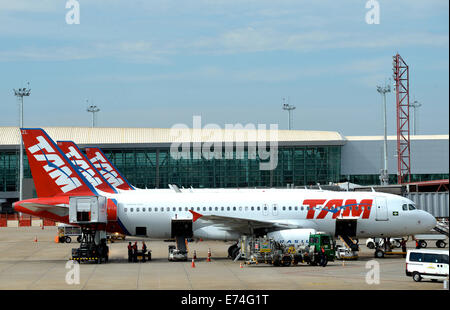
[21,128,98,197]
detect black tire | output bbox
[231,247,240,260]
[228,244,238,258]
[419,240,427,248]
[375,250,384,258]
[65,236,72,243]
[321,256,328,267]
[367,242,375,249]
[412,272,422,282]
[77,236,82,243]
[436,240,446,248]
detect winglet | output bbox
[189,210,203,222]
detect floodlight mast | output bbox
[410,100,422,135]
[86,102,100,128]
[377,82,391,186]
[282,97,296,130]
[13,84,31,201]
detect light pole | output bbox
[377,82,391,186]
[282,97,296,130]
[410,100,422,135]
[13,84,31,201]
[86,102,100,128]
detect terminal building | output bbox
[0,127,448,199]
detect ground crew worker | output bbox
[127,242,133,262]
[142,242,147,262]
[132,242,138,262]
[320,246,327,267]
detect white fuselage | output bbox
[100,188,436,240]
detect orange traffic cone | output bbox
[240,262,243,268]
[191,258,196,268]
[34,235,38,243]
[206,249,211,262]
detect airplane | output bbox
[13,128,437,260]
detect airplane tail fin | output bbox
[57,141,117,194]
[85,147,135,190]
[20,128,98,198]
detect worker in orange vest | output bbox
[127,242,133,262]
[132,242,138,262]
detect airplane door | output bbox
[375,197,389,221]
[272,204,278,216]
[263,204,269,216]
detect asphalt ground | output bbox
[0,227,447,290]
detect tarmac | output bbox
[0,227,446,290]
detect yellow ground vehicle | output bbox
[108,232,126,242]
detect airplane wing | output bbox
[18,203,69,217]
[189,210,318,235]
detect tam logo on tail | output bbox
[64,146,103,187]
[27,135,82,194]
[21,129,97,198]
[88,151,125,188]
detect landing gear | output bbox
[228,243,240,260]
[436,240,447,248]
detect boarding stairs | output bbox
[338,235,359,251]
[434,219,449,237]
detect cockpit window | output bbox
[402,204,408,211]
[408,204,416,210]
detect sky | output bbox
[0,0,448,136]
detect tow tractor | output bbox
[373,237,408,258]
[239,232,335,267]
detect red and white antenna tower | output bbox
[392,53,411,184]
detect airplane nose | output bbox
[420,211,437,231]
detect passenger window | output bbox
[257,207,260,211]
[130,208,134,212]
[185,207,188,211]
[197,207,200,211]
[149,208,152,212]
[410,253,423,262]
[301,206,304,211]
[124,208,128,212]
[239,207,242,211]
[402,204,408,211]
[274,207,277,211]
[424,254,439,263]
[289,207,292,211]
[282,207,285,211]
[245,207,248,211]
[142,208,146,212]
[165,207,169,212]
[221,207,224,211]
[203,207,206,211]
[409,204,416,210]
[233,207,236,211]
[251,207,254,211]
[136,208,140,212]
[263,206,267,211]
[295,206,298,211]
[215,207,218,211]
[155,207,158,212]
[173,207,176,212]
[227,207,230,211]
[179,207,182,212]
[209,207,212,211]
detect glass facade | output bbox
[0,146,447,192]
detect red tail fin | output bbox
[85,147,135,190]
[21,128,98,197]
[57,141,117,194]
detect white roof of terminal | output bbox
[0,127,346,146]
[0,127,447,146]
[346,135,449,141]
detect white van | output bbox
[406,249,449,282]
